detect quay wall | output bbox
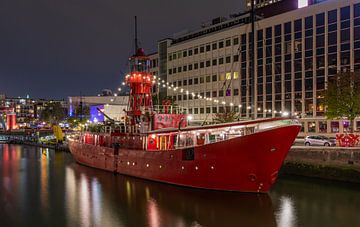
[282,146,360,183]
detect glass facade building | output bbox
[164,0,360,134]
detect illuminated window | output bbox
[226,72,231,80]
[219,73,225,81]
[233,72,239,79]
[298,0,308,8]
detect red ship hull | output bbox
[68,124,300,193]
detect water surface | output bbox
[0,144,359,227]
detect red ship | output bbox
[68,44,301,193]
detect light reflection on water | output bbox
[276,196,297,227]
[1,144,360,227]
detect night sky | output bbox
[0,0,245,99]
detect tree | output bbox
[323,71,360,132]
[213,110,239,123]
[39,102,67,124]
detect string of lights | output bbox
[115,74,292,117]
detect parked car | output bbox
[304,135,336,146]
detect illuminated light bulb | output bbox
[122,82,126,85]
[221,101,226,105]
[258,108,261,111]
[162,84,166,88]
[158,82,161,85]
[180,89,184,93]
[247,106,251,110]
[166,82,169,85]
[162,80,165,83]
[114,93,118,97]
[274,110,277,113]
[118,88,121,91]
[153,76,157,79]
[282,111,289,117]
[238,104,242,108]
[230,103,234,106]
[268,109,272,113]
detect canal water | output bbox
[0,144,359,227]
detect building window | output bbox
[194,63,198,69]
[233,37,239,45]
[233,72,239,79]
[233,89,239,96]
[194,78,199,84]
[212,59,217,65]
[219,57,224,65]
[233,55,239,62]
[212,107,217,113]
[331,121,339,133]
[308,122,316,133]
[226,56,231,63]
[206,44,211,52]
[194,48,199,55]
[226,39,231,46]
[219,73,225,81]
[200,62,204,68]
[226,72,231,80]
[212,42,217,50]
[206,76,211,83]
[219,90,224,97]
[219,41,224,48]
[183,80,187,86]
[212,91,217,97]
[200,46,205,53]
[212,74,217,82]
[206,60,211,67]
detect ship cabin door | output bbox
[196,133,206,146]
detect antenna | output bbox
[134,16,138,54]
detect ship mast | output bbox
[125,16,154,129]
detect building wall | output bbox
[68,95,129,118]
[164,0,360,134]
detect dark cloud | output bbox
[0,0,245,99]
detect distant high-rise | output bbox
[246,0,329,10]
[246,0,284,9]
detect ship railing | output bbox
[146,105,188,114]
[144,118,299,151]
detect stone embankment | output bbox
[283,146,360,183]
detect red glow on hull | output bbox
[69,124,300,193]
